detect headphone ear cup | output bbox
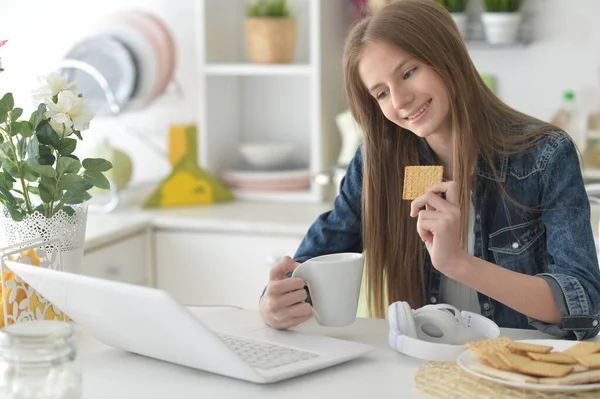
[412,307,460,344]
[388,301,417,338]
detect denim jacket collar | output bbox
[417,138,508,182]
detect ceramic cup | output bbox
[292,253,364,327]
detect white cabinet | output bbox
[82,232,151,286]
[195,0,350,203]
[154,230,303,309]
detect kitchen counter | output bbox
[84,200,600,252]
[84,201,331,252]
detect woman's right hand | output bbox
[259,256,313,330]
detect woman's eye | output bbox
[376,90,389,100]
[403,68,417,80]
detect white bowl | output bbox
[239,143,295,169]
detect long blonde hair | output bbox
[343,0,554,318]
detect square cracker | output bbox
[527,352,577,365]
[563,342,600,356]
[402,166,444,200]
[507,341,553,355]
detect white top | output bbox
[440,196,481,313]
[76,307,556,399]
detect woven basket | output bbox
[414,362,600,399]
[244,17,297,63]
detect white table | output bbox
[76,307,571,399]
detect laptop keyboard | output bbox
[216,333,319,370]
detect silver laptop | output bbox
[5,261,374,384]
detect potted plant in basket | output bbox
[481,0,523,45]
[435,0,469,39]
[0,40,112,272]
[245,0,297,64]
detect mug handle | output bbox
[287,270,313,306]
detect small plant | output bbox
[484,0,522,12]
[435,0,467,13]
[0,40,113,221]
[247,0,291,18]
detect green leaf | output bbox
[11,108,23,121]
[29,164,56,178]
[63,205,75,216]
[26,135,40,166]
[57,157,81,175]
[2,159,18,177]
[82,158,113,172]
[36,120,61,148]
[21,164,40,182]
[0,93,14,115]
[38,178,55,203]
[27,186,40,195]
[83,170,110,190]
[19,121,33,137]
[37,144,55,166]
[57,172,89,191]
[9,121,21,137]
[2,171,15,183]
[58,138,76,155]
[0,142,13,158]
[31,104,46,132]
[17,137,27,158]
[63,189,91,205]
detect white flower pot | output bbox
[1,203,88,273]
[481,12,522,45]
[451,13,469,40]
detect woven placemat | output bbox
[414,362,600,399]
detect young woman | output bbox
[259,0,600,340]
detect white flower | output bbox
[0,58,3,72]
[45,90,94,134]
[31,72,77,104]
[49,119,73,137]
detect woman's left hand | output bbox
[409,181,468,277]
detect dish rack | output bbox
[56,59,183,213]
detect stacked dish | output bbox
[219,142,311,191]
[60,10,176,116]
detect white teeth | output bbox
[407,101,430,120]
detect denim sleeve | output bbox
[293,145,364,262]
[528,135,600,340]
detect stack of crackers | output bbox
[466,337,600,386]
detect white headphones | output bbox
[388,301,500,362]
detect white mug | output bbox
[292,253,364,327]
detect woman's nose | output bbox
[391,88,413,111]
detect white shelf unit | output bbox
[194,0,350,203]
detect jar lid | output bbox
[0,321,75,363]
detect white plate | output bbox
[62,36,137,116]
[95,21,159,111]
[457,339,600,392]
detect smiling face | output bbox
[358,40,452,141]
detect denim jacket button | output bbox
[430,296,437,304]
[511,242,519,249]
[475,214,481,220]
[483,302,491,310]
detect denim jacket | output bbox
[294,130,600,340]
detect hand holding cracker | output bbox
[409,175,465,276]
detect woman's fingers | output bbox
[426,181,460,205]
[410,191,451,217]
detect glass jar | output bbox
[0,320,81,399]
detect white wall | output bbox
[468,0,600,121]
[1,0,599,187]
[0,0,199,187]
